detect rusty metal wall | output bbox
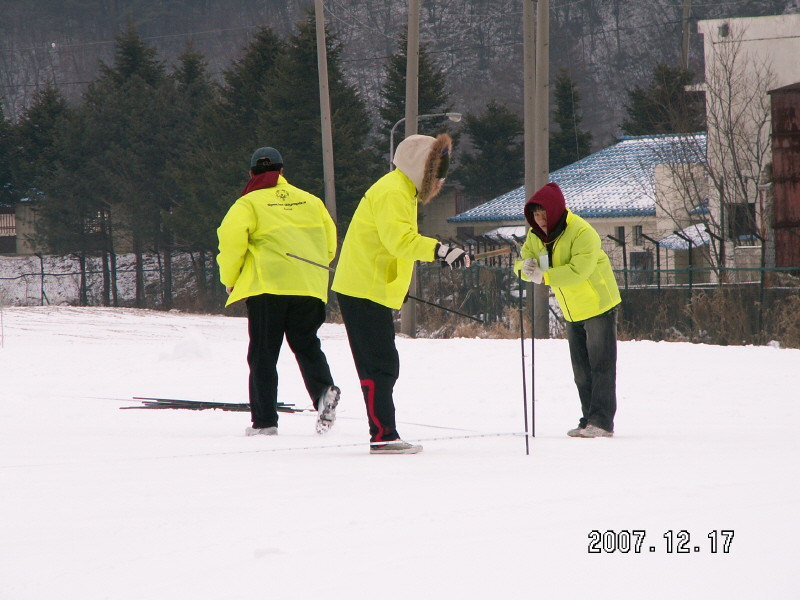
[770,83,800,268]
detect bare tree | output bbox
[633,23,776,280]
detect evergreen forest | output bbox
[1,0,797,259]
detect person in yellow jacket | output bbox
[332,133,469,454]
[517,182,621,438]
[217,147,340,437]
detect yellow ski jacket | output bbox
[217,175,336,307]
[517,210,621,322]
[332,169,438,310]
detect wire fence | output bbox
[2,252,799,347]
[0,252,225,312]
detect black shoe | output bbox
[370,440,423,454]
[315,385,340,435]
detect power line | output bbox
[0,18,314,55]
[0,13,688,92]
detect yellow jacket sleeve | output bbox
[217,199,256,288]
[374,189,437,262]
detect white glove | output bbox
[522,258,543,284]
[436,244,471,268]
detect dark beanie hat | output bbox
[250,147,283,168]
[524,182,566,235]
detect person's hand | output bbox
[522,258,543,284]
[436,244,471,268]
[226,286,234,295]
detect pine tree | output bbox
[450,100,524,202]
[378,29,453,159]
[218,26,287,156]
[259,13,378,226]
[99,25,165,87]
[0,104,14,206]
[549,68,594,171]
[40,27,187,306]
[10,86,70,200]
[166,44,238,253]
[621,64,706,136]
[173,42,214,107]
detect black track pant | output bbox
[336,293,400,443]
[565,306,618,432]
[246,293,334,428]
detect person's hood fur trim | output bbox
[393,133,453,204]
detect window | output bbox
[630,250,654,285]
[726,203,756,243]
[633,225,643,246]
[614,226,625,246]
[0,209,16,253]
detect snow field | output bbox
[0,307,796,599]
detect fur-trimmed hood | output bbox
[393,133,453,204]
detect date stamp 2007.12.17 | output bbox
[588,530,734,554]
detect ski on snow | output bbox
[123,397,307,413]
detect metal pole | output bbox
[36,252,45,306]
[519,277,530,455]
[754,232,766,343]
[707,230,725,283]
[673,230,693,333]
[315,0,337,223]
[607,235,628,290]
[681,0,692,71]
[535,0,550,190]
[530,281,536,437]
[523,0,539,440]
[641,233,661,293]
[523,0,536,202]
[389,118,405,171]
[401,0,420,338]
[532,0,550,340]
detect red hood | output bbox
[524,182,566,242]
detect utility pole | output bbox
[527,0,550,339]
[315,0,336,223]
[680,0,692,71]
[523,0,536,205]
[400,0,420,338]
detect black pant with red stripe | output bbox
[336,293,401,443]
[246,293,334,429]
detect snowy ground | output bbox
[0,306,796,599]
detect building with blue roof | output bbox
[435,133,714,283]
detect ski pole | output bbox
[287,253,484,323]
[518,275,530,455]
[530,281,536,438]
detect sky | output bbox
[0,306,796,599]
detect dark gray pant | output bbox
[336,293,401,443]
[565,307,618,432]
[246,293,334,428]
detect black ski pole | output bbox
[287,253,484,323]
[530,281,536,438]
[519,275,530,455]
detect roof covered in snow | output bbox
[448,133,707,223]
[655,223,711,250]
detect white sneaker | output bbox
[370,440,423,455]
[315,386,340,435]
[580,424,613,438]
[245,426,278,436]
[567,427,585,437]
